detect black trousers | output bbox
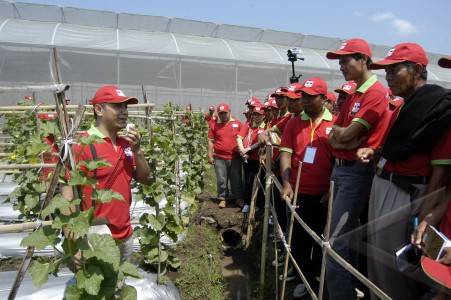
[291,193,327,287]
[243,159,265,208]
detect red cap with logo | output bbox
[247,96,262,107]
[370,43,429,69]
[252,105,265,115]
[285,83,303,99]
[208,105,215,111]
[300,77,328,96]
[24,96,33,101]
[327,38,372,59]
[217,103,230,113]
[270,87,289,97]
[326,92,337,103]
[264,97,278,109]
[438,56,451,69]
[334,81,357,95]
[90,85,138,105]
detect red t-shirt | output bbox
[280,109,336,195]
[333,76,390,161]
[274,112,293,134]
[72,128,136,240]
[238,123,265,161]
[208,119,241,160]
[384,126,451,176]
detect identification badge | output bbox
[377,157,387,170]
[303,146,317,164]
[232,123,238,128]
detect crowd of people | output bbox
[206,39,451,299]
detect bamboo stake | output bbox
[0,163,56,170]
[280,161,303,300]
[0,221,53,234]
[259,145,273,289]
[244,166,262,248]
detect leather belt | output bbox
[334,158,356,167]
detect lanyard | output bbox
[308,118,322,145]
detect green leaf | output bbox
[41,195,81,218]
[80,159,111,171]
[29,260,53,287]
[76,265,104,295]
[146,214,163,232]
[68,170,96,186]
[67,209,92,238]
[119,262,141,279]
[167,255,181,269]
[119,285,137,300]
[93,189,124,203]
[64,284,83,300]
[24,194,39,210]
[21,226,59,250]
[84,234,121,270]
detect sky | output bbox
[20,0,451,55]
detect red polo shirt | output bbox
[205,115,217,129]
[208,119,241,160]
[274,112,292,134]
[72,126,135,240]
[384,126,451,176]
[280,109,336,195]
[333,75,390,161]
[238,122,265,161]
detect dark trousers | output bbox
[243,159,264,208]
[291,194,327,287]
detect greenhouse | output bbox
[1,0,450,116]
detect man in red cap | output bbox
[263,96,279,129]
[237,103,266,213]
[355,43,451,299]
[204,105,217,129]
[208,103,243,209]
[271,87,290,122]
[62,85,151,262]
[325,91,337,114]
[333,81,357,115]
[280,77,336,297]
[325,38,391,300]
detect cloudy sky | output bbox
[23,0,451,55]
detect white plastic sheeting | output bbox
[0,268,181,300]
[0,0,450,117]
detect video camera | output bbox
[287,48,304,83]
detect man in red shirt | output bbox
[204,105,217,129]
[208,103,243,208]
[356,43,451,299]
[63,85,151,262]
[324,91,337,114]
[237,104,265,212]
[325,38,390,300]
[280,77,336,298]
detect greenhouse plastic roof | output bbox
[0,0,449,83]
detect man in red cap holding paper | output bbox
[62,85,151,262]
[208,103,243,209]
[355,43,451,299]
[280,77,336,298]
[204,105,217,129]
[325,38,391,299]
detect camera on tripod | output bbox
[287,48,304,83]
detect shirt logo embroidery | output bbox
[116,89,126,97]
[232,123,238,128]
[351,102,361,113]
[124,147,133,158]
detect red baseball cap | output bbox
[421,256,451,289]
[300,77,328,96]
[334,81,357,95]
[285,83,303,100]
[90,85,138,105]
[37,113,57,121]
[264,97,278,109]
[326,92,337,103]
[252,105,265,115]
[247,96,262,107]
[371,43,428,69]
[327,38,372,59]
[438,56,451,68]
[217,103,230,113]
[270,87,289,97]
[24,96,33,100]
[208,105,215,111]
